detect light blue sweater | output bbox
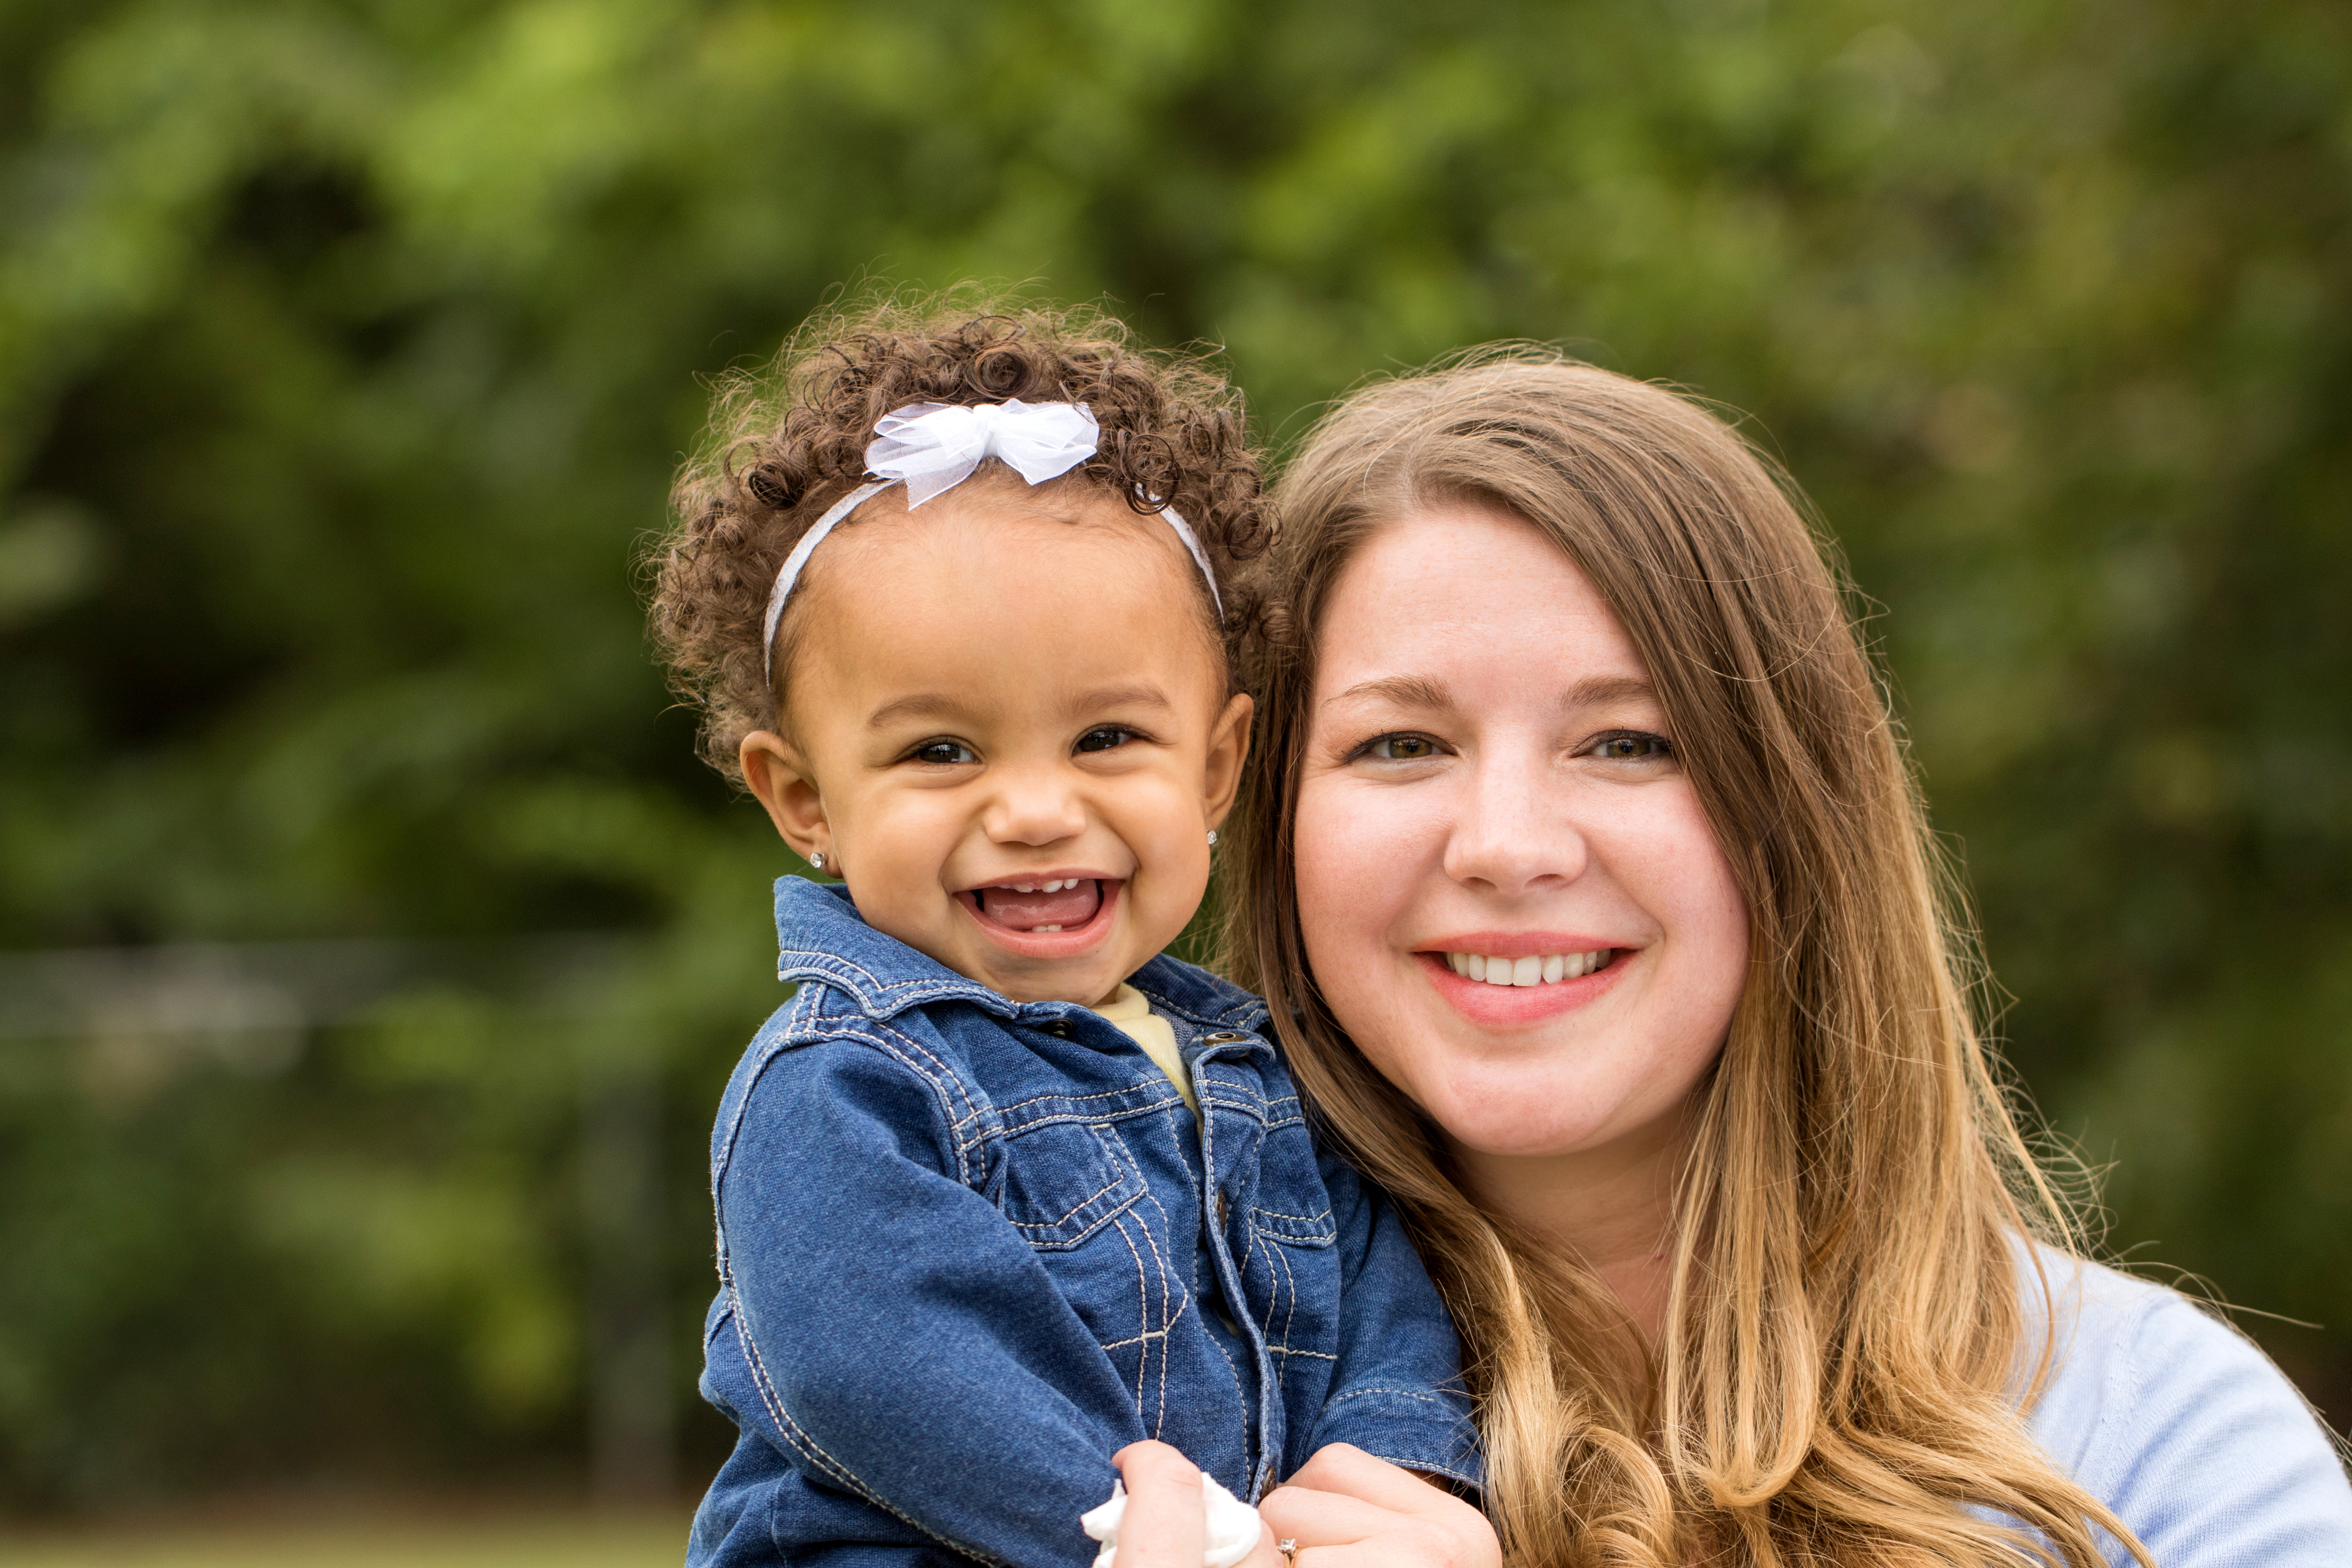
[2020,1249,2352,1564]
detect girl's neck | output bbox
[1445,1109,1690,1342]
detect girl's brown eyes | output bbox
[909,740,978,766]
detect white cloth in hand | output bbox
[1081,1474,1262,1568]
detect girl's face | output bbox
[742,478,1249,1008]
[1293,502,1749,1174]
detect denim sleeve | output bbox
[714,1039,1136,1568]
[1300,1146,1482,1492]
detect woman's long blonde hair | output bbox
[1221,355,2150,1568]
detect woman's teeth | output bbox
[1443,949,1613,986]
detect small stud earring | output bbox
[808,849,827,870]
[1206,830,1218,848]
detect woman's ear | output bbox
[740,730,830,864]
[1202,693,1254,830]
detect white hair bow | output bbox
[869,399,1100,507]
[761,399,1223,679]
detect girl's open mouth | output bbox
[964,878,1106,933]
[956,878,1122,957]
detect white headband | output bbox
[759,399,1223,679]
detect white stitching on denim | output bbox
[776,948,993,1005]
[1248,1205,1334,1225]
[999,1125,1144,1246]
[985,1087,1183,1129]
[1133,1187,1181,1439]
[1106,1209,1152,1418]
[1323,1386,1458,1405]
[1269,1218,1299,1356]
[726,1278,1008,1563]
[723,1284,867,1494]
[1199,1291,1254,1418]
[1125,1202,1165,1438]
[1003,1180,1125,1224]
[862,1016,986,1156]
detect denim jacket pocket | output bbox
[1245,1122,1339,1249]
[995,1121,1146,1250]
[1249,1200,1338,1248]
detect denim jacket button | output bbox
[1204,1030,1251,1045]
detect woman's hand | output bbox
[1110,1440,1496,1568]
[1258,1445,1499,1568]
[1109,1442,1284,1568]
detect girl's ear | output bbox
[1201,693,1254,830]
[740,730,831,864]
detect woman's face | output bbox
[1294,502,1750,1173]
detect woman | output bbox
[1114,355,2351,1567]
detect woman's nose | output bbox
[1442,748,1586,895]
[982,762,1089,846]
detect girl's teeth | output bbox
[1034,924,1063,932]
[1443,949,1613,987]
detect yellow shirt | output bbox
[1090,983,1197,1116]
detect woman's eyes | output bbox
[1584,730,1674,762]
[1074,726,1140,754]
[908,740,978,766]
[1342,729,1673,767]
[1352,732,1447,762]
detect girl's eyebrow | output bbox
[1069,683,1175,714]
[866,683,1176,730]
[867,693,965,729]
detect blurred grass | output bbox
[0,1507,692,1568]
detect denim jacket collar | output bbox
[772,877,1269,1035]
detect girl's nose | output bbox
[982,763,1089,847]
[1442,745,1588,896]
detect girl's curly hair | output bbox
[648,296,1270,784]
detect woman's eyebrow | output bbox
[1566,674,1657,708]
[1329,674,1452,710]
[1327,673,1654,709]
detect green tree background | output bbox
[2,0,2345,1515]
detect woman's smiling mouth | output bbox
[1416,938,1632,1025]
[1441,947,1614,986]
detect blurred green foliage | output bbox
[1,0,2345,1515]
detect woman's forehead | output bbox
[1313,504,1645,694]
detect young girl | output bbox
[648,303,1476,1568]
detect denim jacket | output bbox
[690,879,1478,1568]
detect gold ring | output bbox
[1277,1539,1299,1568]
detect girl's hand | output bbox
[1257,1444,1500,1568]
[1109,1442,1284,1568]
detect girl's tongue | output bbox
[974,879,1103,932]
